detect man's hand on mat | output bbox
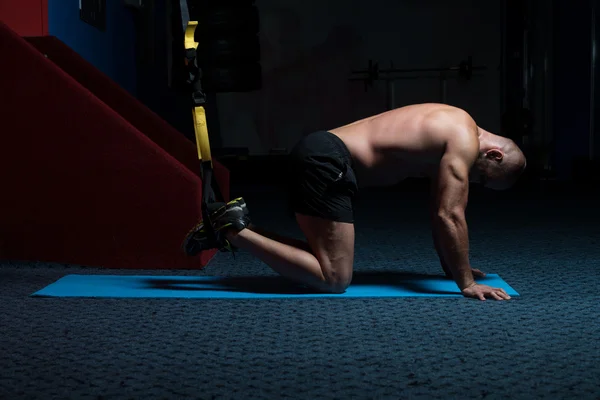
[461,283,511,301]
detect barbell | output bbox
[350,56,487,90]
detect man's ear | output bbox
[485,149,504,162]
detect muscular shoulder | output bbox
[445,125,479,167]
[429,109,478,213]
[427,108,479,166]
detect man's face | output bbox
[470,154,511,191]
[469,154,489,185]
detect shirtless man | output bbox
[183,103,527,301]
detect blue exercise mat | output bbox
[31,273,520,299]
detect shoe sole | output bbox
[209,197,248,221]
[182,197,248,254]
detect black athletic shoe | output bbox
[182,197,250,256]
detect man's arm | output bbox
[430,191,486,279]
[430,200,453,278]
[430,131,511,300]
[430,133,477,290]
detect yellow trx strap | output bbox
[183,18,223,247]
[192,101,212,166]
[184,21,212,168]
[183,21,197,51]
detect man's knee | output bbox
[322,269,353,294]
[326,280,351,294]
[294,213,355,294]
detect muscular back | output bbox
[330,103,479,188]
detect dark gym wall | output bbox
[214,0,503,155]
[554,0,593,180]
[47,0,138,95]
[552,0,594,181]
[594,0,600,164]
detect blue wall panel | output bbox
[47,0,137,95]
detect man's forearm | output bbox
[432,231,452,278]
[432,215,474,290]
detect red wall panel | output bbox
[0,21,223,269]
[0,0,47,36]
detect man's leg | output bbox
[226,214,354,293]
[186,131,357,293]
[246,223,313,254]
[225,130,358,293]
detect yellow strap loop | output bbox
[193,106,212,165]
[184,21,198,52]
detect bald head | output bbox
[474,130,527,190]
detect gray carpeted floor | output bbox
[1,185,599,400]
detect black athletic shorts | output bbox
[287,130,358,223]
